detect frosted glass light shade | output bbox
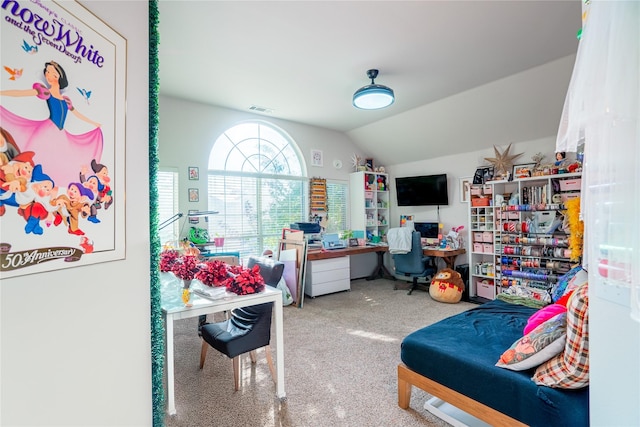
[353,85,395,110]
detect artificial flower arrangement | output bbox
[171,254,200,282]
[159,249,265,297]
[195,259,229,287]
[224,264,265,296]
[159,249,180,272]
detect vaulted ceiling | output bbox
[159,1,580,165]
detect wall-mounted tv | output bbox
[395,174,449,206]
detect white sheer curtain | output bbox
[556,1,639,321]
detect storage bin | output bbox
[560,193,580,202]
[482,185,493,195]
[559,178,582,191]
[482,232,493,242]
[470,186,482,196]
[473,232,483,242]
[507,212,519,220]
[482,243,493,253]
[471,197,490,207]
[476,280,494,299]
[473,243,483,253]
[365,191,374,199]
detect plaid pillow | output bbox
[532,282,589,388]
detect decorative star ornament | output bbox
[484,143,523,176]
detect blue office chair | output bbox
[392,231,437,295]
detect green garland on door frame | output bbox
[149,1,165,426]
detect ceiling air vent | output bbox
[249,105,273,114]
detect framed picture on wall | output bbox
[459,176,472,203]
[0,1,126,278]
[189,188,199,202]
[188,166,199,180]
[311,149,323,167]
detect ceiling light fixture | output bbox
[352,69,395,110]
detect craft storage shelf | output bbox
[468,184,499,302]
[467,172,581,303]
[349,171,389,241]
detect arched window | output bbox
[206,121,307,257]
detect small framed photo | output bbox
[513,163,536,179]
[349,238,359,247]
[459,176,472,203]
[473,166,494,184]
[188,188,199,202]
[365,158,374,171]
[188,166,199,180]
[311,149,323,167]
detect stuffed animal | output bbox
[429,268,465,303]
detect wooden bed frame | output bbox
[397,363,528,427]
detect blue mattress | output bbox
[401,299,589,427]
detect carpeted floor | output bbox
[165,278,475,427]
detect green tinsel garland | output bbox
[149,1,165,426]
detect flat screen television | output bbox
[395,174,449,206]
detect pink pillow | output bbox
[524,303,567,335]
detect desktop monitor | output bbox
[414,222,439,244]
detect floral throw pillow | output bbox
[496,312,567,371]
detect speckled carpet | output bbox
[165,278,475,427]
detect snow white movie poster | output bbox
[1,0,126,278]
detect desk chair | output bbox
[199,256,283,390]
[392,231,437,295]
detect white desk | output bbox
[160,273,285,415]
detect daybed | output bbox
[398,298,589,427]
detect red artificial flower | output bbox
[172,255,200,281]
[225,264,265,295]
[195,259,229,287]
[159,250,179,272]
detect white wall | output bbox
[158,95,369,235]
[156,97,556,275]
[0,2,151,426]
[386,137,556,268]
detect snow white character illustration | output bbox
[0,60,103,190]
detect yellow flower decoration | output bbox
[181,288,191,306]
[565,197,584,262]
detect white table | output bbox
[160,273,285,415]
